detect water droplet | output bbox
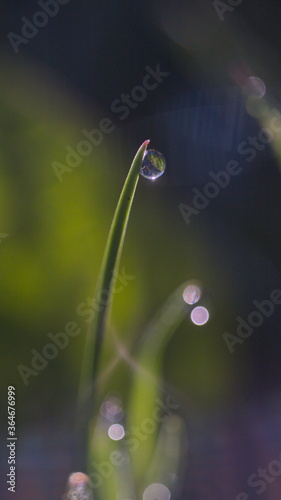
[140,150,166,180]
[183,282,201,305]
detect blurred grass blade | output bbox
[145,414,186,491]
[89,413,136,500]
[127,281,189,484]
[78,140,150,464]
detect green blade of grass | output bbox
[127,281,189,485]
[78,140,150,468]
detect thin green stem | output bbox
[78,140,150,470]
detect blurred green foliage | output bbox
[0,54,240,436]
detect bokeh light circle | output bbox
[190,306,209,326]
[244,76,266,99]
[100,396,123,422]
[143,483,171,500]
[108,423,125,441]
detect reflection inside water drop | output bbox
[140,150,166,180]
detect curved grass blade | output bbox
[144,414,186,493]
[78,140,150,468]
[127,281,190,485]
